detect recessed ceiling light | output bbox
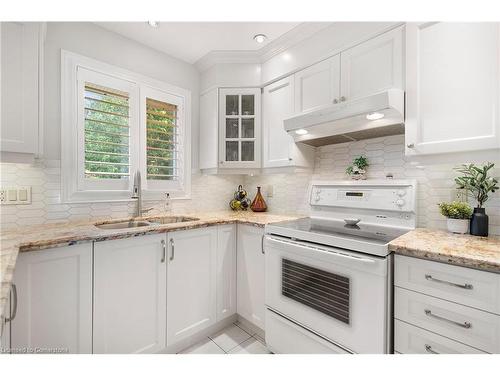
[295,129,308,135]
[253,34,267,44]
[366,112,385,120]
[147,21,159,28]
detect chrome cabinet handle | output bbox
[161,239,166,263]
[261,235,265,254]
[5,284,17,323]
[425,274,473,290]
[424,309,471,329]
[407,143,415,149]
[169,238,175,261]
[339,96,346,102]
[333,98,339,104]
[425,344,439,354]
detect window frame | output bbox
[61,50,191,203]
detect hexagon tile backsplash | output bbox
[1,135,499,235]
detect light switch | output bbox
[7,189,17,201]
[18,189,28,201]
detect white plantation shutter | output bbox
[146,97,178,180]
[84,83,131,179]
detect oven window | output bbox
[281,258,350,324]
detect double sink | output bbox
[94,216,199,230]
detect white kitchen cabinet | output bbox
[199,88,219,170]
[11,244,92,354]
[294,54,340,114]
[405,22,500,155]
[167,227,217,346]
[237,224,265,330]
[0,22,44,156]
[340,26,403,102]
[0,289,11,353]
[93,234,166,354]
[219,88,261,169]
[262,76,314,169]
[216,224,237,321]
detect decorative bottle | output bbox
[250,187,267,212]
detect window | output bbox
[62,51,191,202]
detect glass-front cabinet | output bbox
[219,88,261,169]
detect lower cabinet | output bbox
[93,234,166,354]
[237,224,266,330]
[216,224,237,321]
[1,290,11,353]
[11,244,92,354]
[166,227,218,346]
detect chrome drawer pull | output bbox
[425,274,473,290]
[5,284,17,323]
[161,240,166,263]
[425,344,439,354]
[424,309,472,329]
[169,238,175,261]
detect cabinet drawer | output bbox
[395,320,486,354]
[395,287,500,353]
[395,255,500,314]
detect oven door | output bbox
[265,235,390,353]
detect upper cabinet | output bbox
[219,88,261,169]
[0,22,44,157]
[263,76,314,168]
[340,26,403,102]
[405,22,500,155]
[294,55,340,114]
[199,88,219,170]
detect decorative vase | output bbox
[470,207,489,237]
[446,218,469,234]
[250,186,267,212]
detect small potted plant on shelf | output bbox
[438,201,473,234]
[454,163,499,236]
[346,156,369,180]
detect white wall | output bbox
[43,22,201,169]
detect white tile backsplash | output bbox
[1,134,499,235]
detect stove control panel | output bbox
[310,180,416,213]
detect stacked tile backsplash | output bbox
[245,134,500,236]
[1,134,499,235]
[0,160,241,231]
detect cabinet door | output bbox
[294,55,340,114]
[219,88,261,169]
[237,225,265,330]
[0,22,42,155]
[199,88,219,170]
[405,22,500,155]
[11,244,92,354]
[340,26,403,102]
[167,227,217,346]
[93,234,166,354]
[216,224,237,321]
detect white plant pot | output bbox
[446,218,469,234]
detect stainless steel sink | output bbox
[147,216,200,224]
[95,221,151,230]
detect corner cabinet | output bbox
[11,244,93,354]
[263,76,315,168]
[0,22,45,157]
[93,234,166,354]
[405,22,500,155]
[218,88,261,169]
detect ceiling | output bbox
[96,22,302,65]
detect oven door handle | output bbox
[265,236,376,264]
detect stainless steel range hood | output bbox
[284,89,405,147]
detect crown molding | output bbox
[194,22,334,72]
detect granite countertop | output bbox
[389,228,500,273]
[0,211,300,320]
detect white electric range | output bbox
[264,179,417,354]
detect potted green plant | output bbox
[438,201,473,234]
[346,156,369,180]
[454,163,499,236]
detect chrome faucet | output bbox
[131,171,153,218]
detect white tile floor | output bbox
[178,322,271,354]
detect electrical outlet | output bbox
[267,185,274,198]
[451,189,467,202]
[0,190,5,202]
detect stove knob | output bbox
[396,199,405,207]
[397,189,406,197]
